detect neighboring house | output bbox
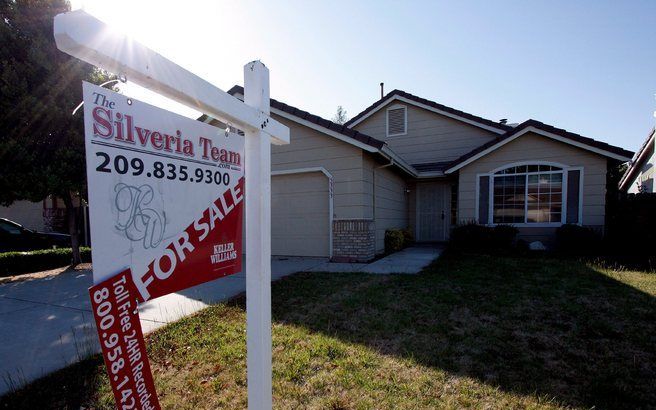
[0,200,46,232]
[0,196,84,234]
[619,128,655,193]
[201,87,633,261]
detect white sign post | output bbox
[54,10,288,410]
[244,61,273,410]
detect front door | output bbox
[416,183,448,242]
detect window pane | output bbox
[493,175,526,223]
[527,171,563,223]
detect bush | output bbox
[555,224,601,256]
[401,229,413,246]
[450,223,490,251]
[449,223,519,253]
[384,230,405,254]
[0,247,91,277]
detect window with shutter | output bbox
[477,163,584,227]
[387,106,406,136]
[491,164,564,224]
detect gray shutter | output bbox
[566,170,580,224]
[478,176,490,224]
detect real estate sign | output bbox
[82,81,244,409]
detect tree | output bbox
[332,105,348,125]
[0,0,115,264]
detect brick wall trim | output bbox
[332,219,375,263]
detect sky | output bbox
[69,0,656,152]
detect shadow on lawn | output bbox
[270,252,656,409]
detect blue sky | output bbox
[73,0,656,152]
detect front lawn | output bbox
[2,252,655,409]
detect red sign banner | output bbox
[89,270,159,410]
[132,177,244,302]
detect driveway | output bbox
[0,257,326,395]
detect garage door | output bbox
[271,172,330,257]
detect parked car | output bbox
[0,218,71,252]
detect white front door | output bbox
[416,183,448,242]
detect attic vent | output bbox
[387,106,407,136]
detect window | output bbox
[492,164,563,224]
[387,106,406,136]
[0,220,22,235]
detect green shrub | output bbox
[385,230,405,254]
[401,229,414,246]
[450,223,519,253]
[555,224,601,256]
[0,247,91,277]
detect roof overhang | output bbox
[445,126,633,174]
[199,91,419,178]
[270,108,378,153]
[619,129,656,191]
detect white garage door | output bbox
[271,172,330,257]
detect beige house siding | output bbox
[362,156,408,253]
[458,132,608,230]
[270,115,369,219]
[0,200,45,231]
[352,102,499,164]
[408,181,417,239]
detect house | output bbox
[200,87,633,262]
[619,128,655,193]
[0,196,70,233]
[0,200,47,232]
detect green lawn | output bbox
[2,252,655,409]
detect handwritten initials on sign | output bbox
[114,183,166,249]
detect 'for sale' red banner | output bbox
[89,270,159,410]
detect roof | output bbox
[619,128,655,191]
[345,89,513,134]
[225,85,385,150]
[445,119,634,174]
[200,86,633,179]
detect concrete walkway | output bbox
[308,245,443,274]
[0,246,442,394]
[0,257,326,395]
[362,245,443,274]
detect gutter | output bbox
[379,144,418,177]
[378,145,449,179]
